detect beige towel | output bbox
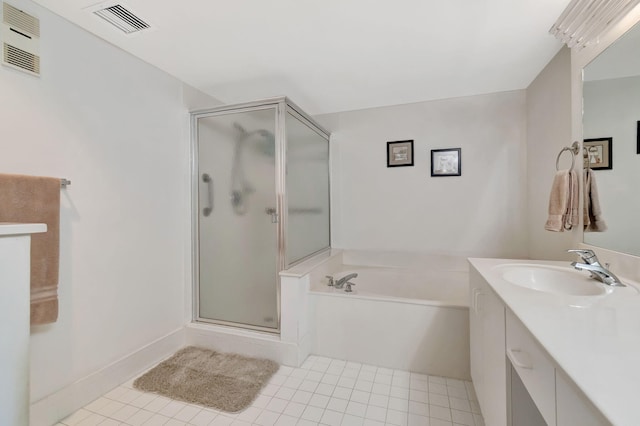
[567,170,579,230]
[545,170,578,232]
[584,168,607,232]
[0,174,60,325]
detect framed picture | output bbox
[431,148,461,177]
[387,140,414,167]
[583,138,612,170]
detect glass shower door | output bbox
[286,109,330,265]
[196,107,279,330]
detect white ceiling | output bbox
[32,0,571,115]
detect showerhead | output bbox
[256,131,275,157]
[233,121,273,139]
[232,122,275,157]
[257,129,274,139]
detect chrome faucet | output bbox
[334,273,358,289]
[568,249,625,287]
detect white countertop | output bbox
[0,223,47,236]
[469,257,640,426]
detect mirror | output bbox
[582,21,640,257]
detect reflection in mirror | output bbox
[583,21,640,256]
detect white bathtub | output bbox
[309,264,470,379]
[313,267,468,307]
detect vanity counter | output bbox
[0,222,47,235]
[469,257,640,426]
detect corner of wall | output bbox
[525,46,575,260]
[181,84,224,111]
[30,328,186,426]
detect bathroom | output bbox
[1,0,640,425]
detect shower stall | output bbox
[191,97,330,333]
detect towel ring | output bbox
[556,141,580,171]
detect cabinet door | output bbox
[469,267,507,426]
[556,370,610,426]
[510,364,547,426]
[506,310,556,426]
[469,268,484,391]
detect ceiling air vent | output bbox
[1,2,40,76]
[93,4,150,34]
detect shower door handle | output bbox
[202,173,213,217]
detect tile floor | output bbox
[56,355,484,426]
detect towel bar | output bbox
[556,141,580,171]
[60,179,71,188]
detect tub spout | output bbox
[335,273,358,289]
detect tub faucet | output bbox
[568,249,625,287]
[335,273,358,289]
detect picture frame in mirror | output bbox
[583,138,612,170]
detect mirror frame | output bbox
[571,4,640,258]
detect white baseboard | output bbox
[30,327,186,426]
[31,323,311,425]
[186,323,303,366]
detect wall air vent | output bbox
[93,5,150,34]
[3,2,39,36]
[1,2,40,76]
[3,42,39,73]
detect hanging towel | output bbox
[545,170,578,232]
[584,168,607,232]
[566,170,580,230]
[545,170,569,232]
[0,174,60,325]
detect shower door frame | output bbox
[190,97,331,334]
[283,104,333,266]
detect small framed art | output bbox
[387,140,414,167]
[431,148,461,177]
[583,138,612,170]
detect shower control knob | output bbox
[265,207,278,223]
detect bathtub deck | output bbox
[56,355,485,426]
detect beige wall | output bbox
[525,46,576,260]
[316,90,529,259]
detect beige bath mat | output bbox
[133,346,279,412]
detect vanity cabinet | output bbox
[469,261,611,426]
[505,309,608,426]
[469,267,507,426]
[506,309,556,426]
[0,224,46,426]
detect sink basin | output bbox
[496,264,609,296]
